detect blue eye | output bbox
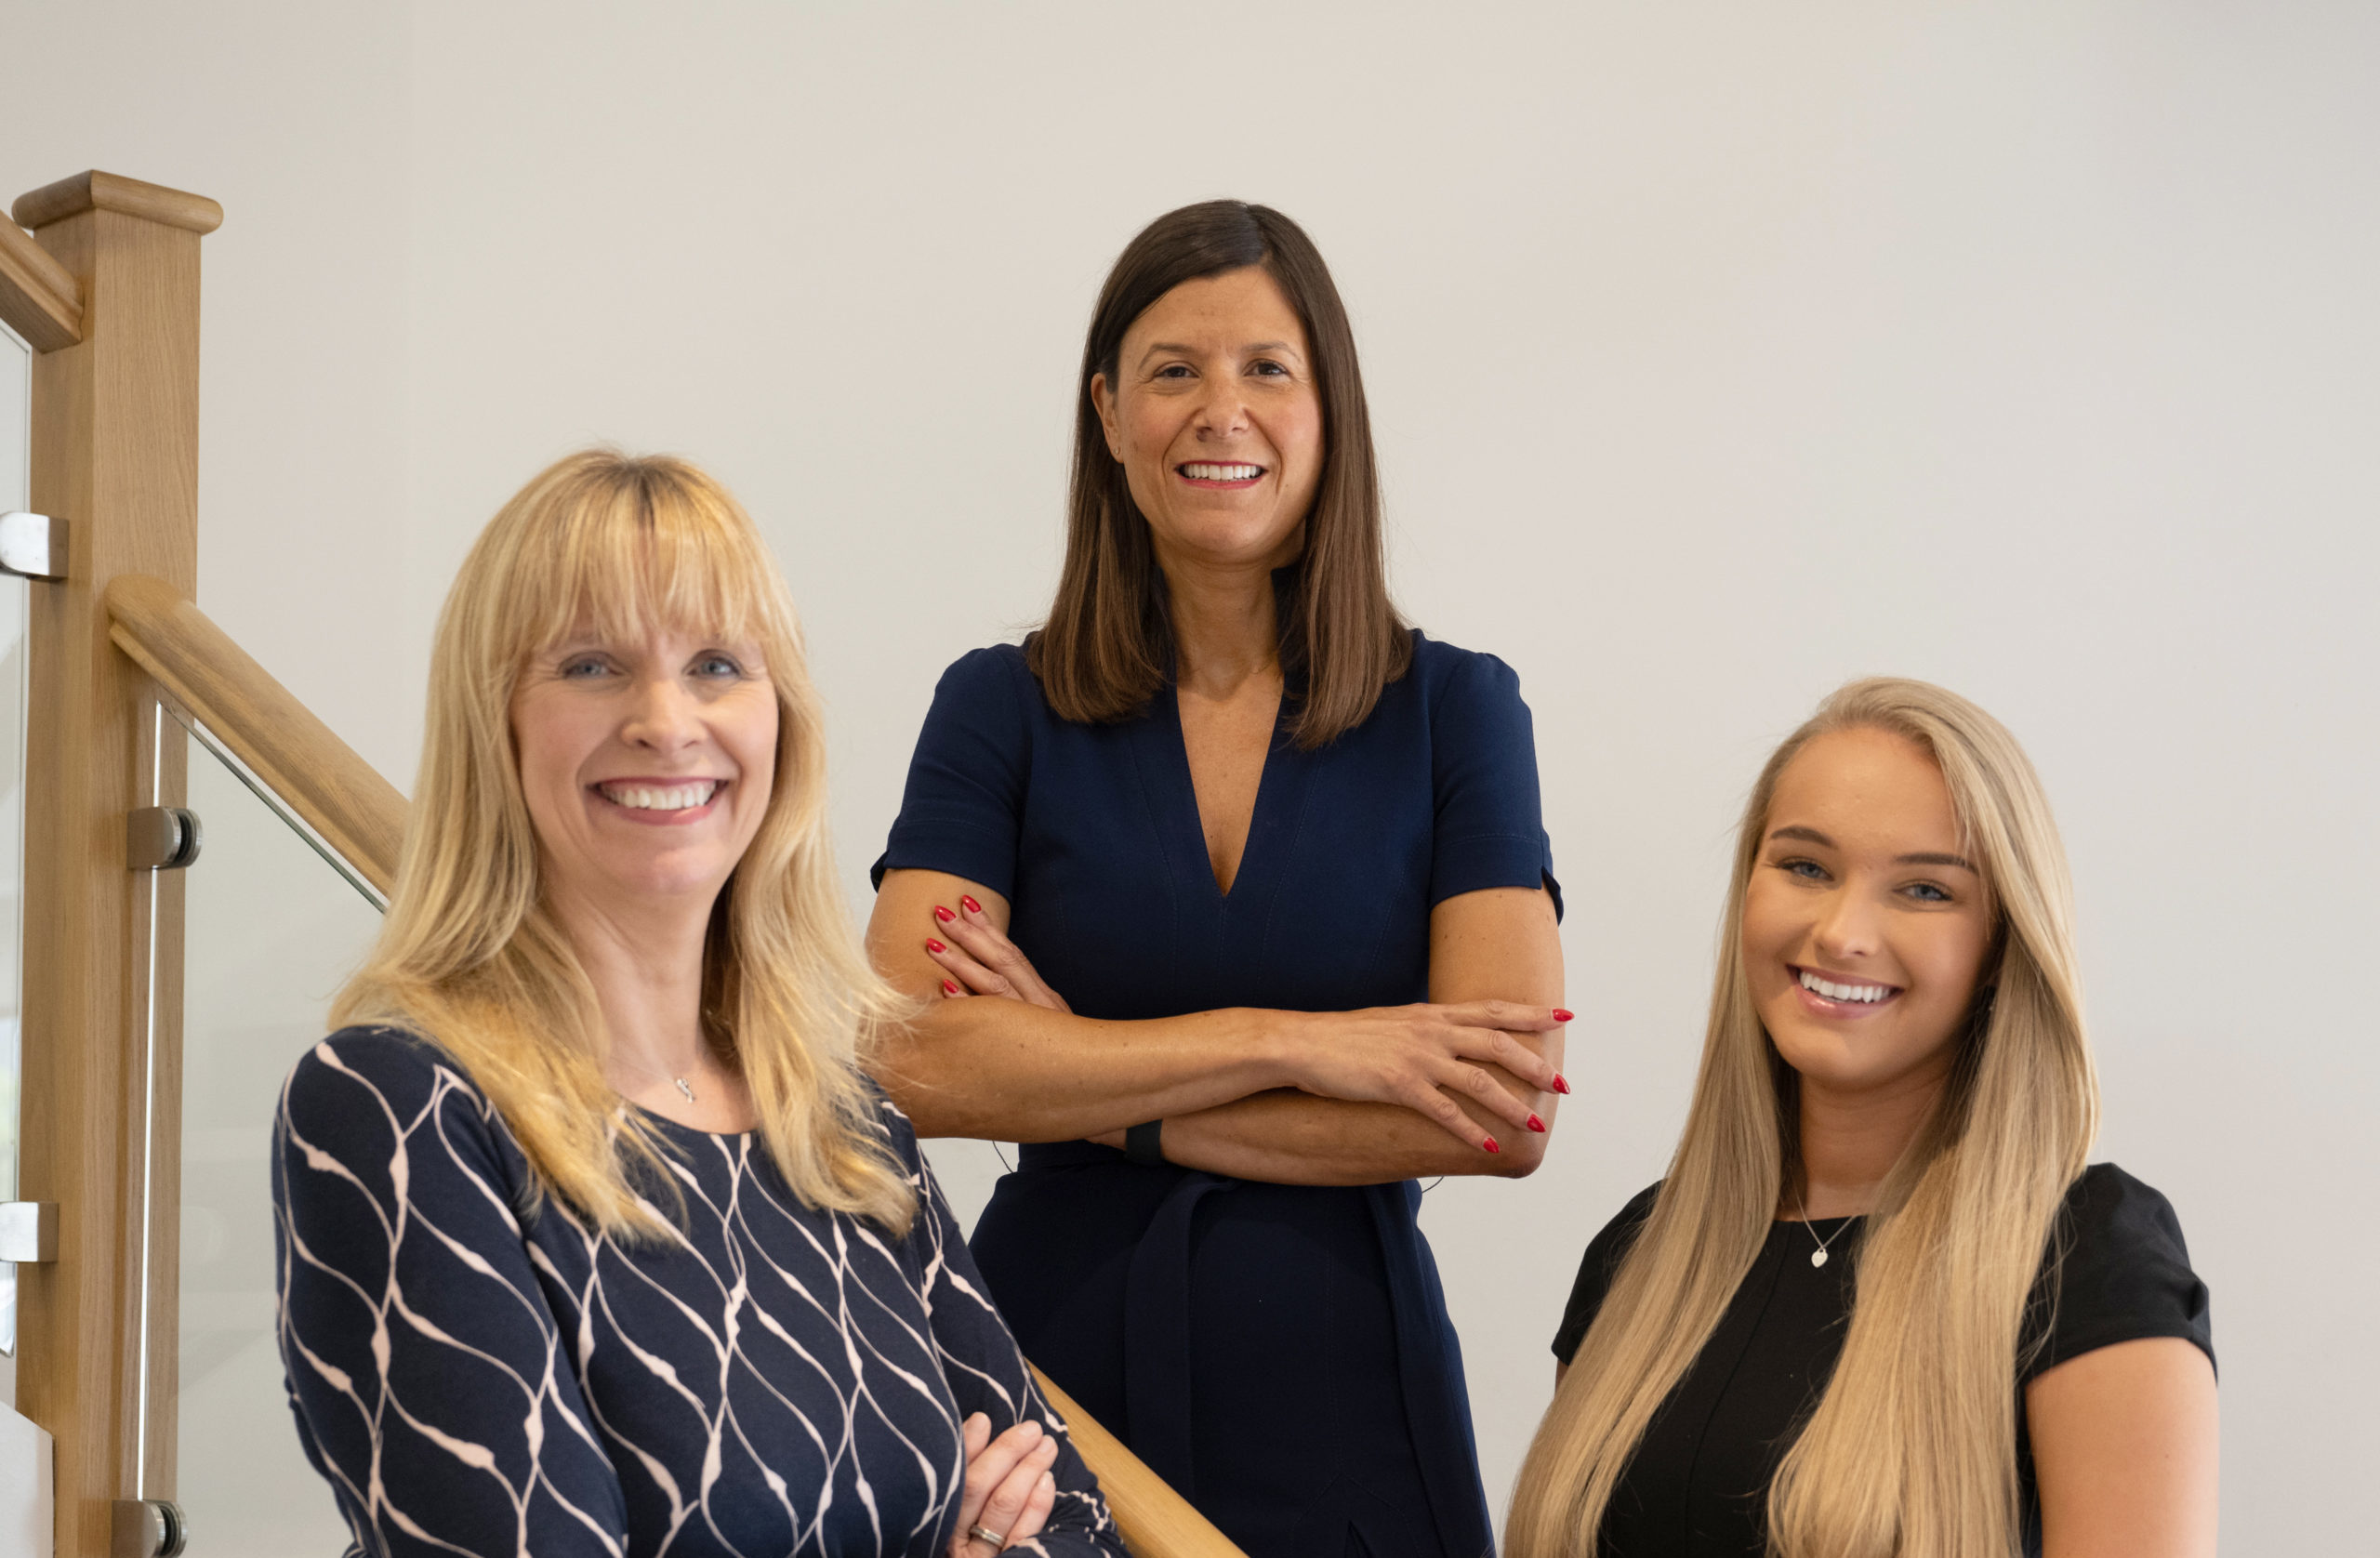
[1905,882,1952,903]
[1779,858,1829,881]
[694,654,744,679]
[559,656,611,680]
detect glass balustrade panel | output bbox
[177,730,382,1555]
[0,317,32,1386]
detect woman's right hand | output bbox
[950,1411,1060,1555]
[1284,1002,1572,1155]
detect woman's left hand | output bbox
[926,898,1072,1014]
[951,1411,1061,1555]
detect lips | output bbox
[594,779,722,812]
[1791,965,1902,1016]
[1176,461,1265,486]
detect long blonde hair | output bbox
[1507,677,2099,1558]
[332,449,917,1236]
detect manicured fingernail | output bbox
[1527,1114,1546,1133]
[1483,1137,1501,1154]
[1552,1009,1575,1023]
[942,979,959,997]
[961,894,984,915]
[934,905,955,923]
[926,938,946,954]
[1553,1075,1571,1095]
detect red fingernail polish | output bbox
[926,938,946,954]
[942,979,959,996]
[1527,1114,1546,1133]
[1553,1009,1575,1023]
[1553,1075,1571,1095]
[934,905,955,923]
[1483,1137,1501,1154]
[961,894,983,915]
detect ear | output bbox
[1089,372,1124,462]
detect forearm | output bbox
[1144,1066,1553,1184]
[873,997,1298,1142]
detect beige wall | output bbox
[10,2,2376,1550]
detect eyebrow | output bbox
[1766,825,1977,873]
[1136,340,1300,365]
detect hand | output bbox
[950,1411,1060,1556]
[926,897,1072,1014]
[1285,1001,1572,1155]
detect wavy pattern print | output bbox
[273,1026,1124,1558]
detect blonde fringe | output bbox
[332,449,919,1238]
[1507,678,2098,1558]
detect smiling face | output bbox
[509,627,780,916]
[1091,265,1325,574]
[1742,726,1997,1106]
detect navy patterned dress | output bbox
[272,1025,1125,1558]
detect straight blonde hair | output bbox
[1506,678,2099,1558]
[332,449,917,1236]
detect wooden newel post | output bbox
[12,170,218,1558]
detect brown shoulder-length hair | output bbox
[1027,200,1410,747]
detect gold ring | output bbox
[969,1523,1009,1551]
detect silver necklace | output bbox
[1792,1188,1853,1268]
[616,1051,699,1105]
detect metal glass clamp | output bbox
[0,1202,55,1261]
[111,1499,189,1558]
[127,807,202,871]
[0,511,68,580]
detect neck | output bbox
[544,874,717,1077]
[1160,550,1284,698]
[1791,1058,1952,1220]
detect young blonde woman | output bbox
[1507,679,2217,1558]
[272,451,1124,1558]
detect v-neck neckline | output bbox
[1162,680,1290,903]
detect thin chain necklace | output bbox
[615,1050,701,1106]
[1792,1186,1855,1269]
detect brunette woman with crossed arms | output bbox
[1507,679,2215,1558]
[866,203,1567,1558]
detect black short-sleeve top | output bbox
[1550,1164,2213,1558]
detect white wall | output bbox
[10,2,2376,1550]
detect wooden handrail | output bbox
[105,574,405,897]
[1030,1368,1247,1557]
[100,574,1248,1558]
[0,216,81,351]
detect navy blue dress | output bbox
[273,1026,1126,1558]
[874,631,1557,1558]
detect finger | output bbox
[1403,1076,1503,1155]
[998,1469,1059,1551]
[962,1412,992,1459]
[927,937,1010,997]
[942,910,1070,1014]
[1449,1000,1572,1034]
[975,1436,1060,1550]
[1435,1059,1544,1134]
[960,1419,1046,1515]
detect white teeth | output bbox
[601,781,720,812]
[1800,970,1893,1004]
[1182,462,1262,481]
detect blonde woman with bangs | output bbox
[1507,680,2216,1558]
[272,450,1126,1558]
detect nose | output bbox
[619,671,704,753]
[1810,882,1884,963]
[1191,376,1250,441]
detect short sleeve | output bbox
[1553,1183,1661,1364]
[2021,1164,2215,1381]
[873,646,1034,900]
[1428,647,1562,919]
